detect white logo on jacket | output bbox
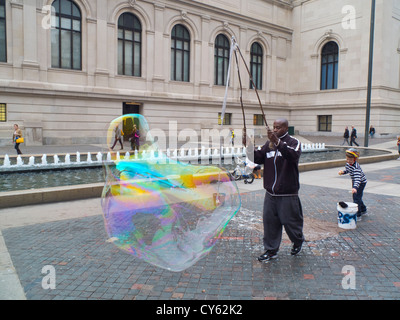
[266,151,282,158]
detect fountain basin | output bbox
[1,156,397,210]
[0,146,395,200]
[0,144,330,169]
[0,147,397,209]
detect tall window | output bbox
[0,103,6,122]
[214,34,230,86]
[253,114,263,126]
[118,13,142,77]
[51,0,82,70]
[250,42,263,90]
[218,112,231,125]
[320,41,338,90]
[318,115,332,132]
[0,0,6,62]
[171,24,190,82]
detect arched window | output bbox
[320,41,339,90]
[214,34,230,86]
[171,24,190,82]
[0,0,6,62]
[51,0,81,70]
[118,12,142,77]
[250,42,263,90]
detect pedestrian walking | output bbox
[230,128,235,146]
[129,124,140,152]
[369,125,375,139]
[397,136,400,160]
[12,123,23,155]
[350,126,359,146]
[250,118,304,262]
[111,124,123,150]
[338,148,367,219]
[341,126,350,145]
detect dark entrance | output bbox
[123,102,140,115]
[122,102,141,141]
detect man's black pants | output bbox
[262,192,305,252]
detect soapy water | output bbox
[101,114,241,272]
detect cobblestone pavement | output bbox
[1,161,399,300]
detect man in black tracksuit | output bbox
[251,118,305,262]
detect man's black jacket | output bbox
[253,132,302,196]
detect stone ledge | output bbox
[0,183,104,209]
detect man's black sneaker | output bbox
[258,250,278,262]
[291,243,302,255]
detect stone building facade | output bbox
[0,0,399,146]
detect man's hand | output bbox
[267,126,279,146]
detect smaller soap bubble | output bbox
[101,114,241,272]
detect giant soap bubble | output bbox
[101,114,241,272]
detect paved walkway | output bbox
[0,137,399,301]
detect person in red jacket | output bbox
[250,118,304,262]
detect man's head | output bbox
[273,118,289,138]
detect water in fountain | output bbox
[54,155,59,165]
[106,152,111,162]
[16,156,23,166]
[87,152,92,163]
[41,154,47,165]
[3,155,11,167]
[65,154,71,165]
[96,152,102,163]
[28,156,35,166]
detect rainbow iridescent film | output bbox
[101,114,241,272]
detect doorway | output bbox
[123,102,140,115]
[122,102,141,141]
